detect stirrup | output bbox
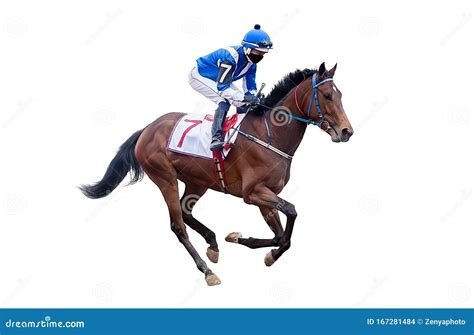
[210,139,225,151]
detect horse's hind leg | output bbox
[226,206,284,249]
[144,162,220,286]
[180,183,219,263]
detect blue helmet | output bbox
[242,24,273,53]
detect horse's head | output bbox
[305,62,354,142]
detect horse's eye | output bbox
[324,93,332,100]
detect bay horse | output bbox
[80,62,353,286]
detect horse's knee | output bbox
[281,201,297,219]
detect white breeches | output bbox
[188,67,245,107]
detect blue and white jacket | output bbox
[196,45,257,101]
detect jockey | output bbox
[188,24,273,151]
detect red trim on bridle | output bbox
[294,88,305,117]
[293,84,312,118]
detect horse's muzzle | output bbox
[341,128,353,142]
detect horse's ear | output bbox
[328,63,337,77]
[318,62,326,76]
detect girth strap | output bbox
[237,130,293,160]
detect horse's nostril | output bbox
[342,128,353,136]
[341,128,353,142]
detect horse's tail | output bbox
[79,130,144,199]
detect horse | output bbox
[80,62,353,286]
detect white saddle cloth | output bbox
[167,113,244,159]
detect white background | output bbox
[1,0,473,308]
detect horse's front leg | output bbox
[226,184,297,266]
[263,198,297,266]
[226,206,283,248]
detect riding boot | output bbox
[210,101,230,151]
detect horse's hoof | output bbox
[205,273,221,286]
[225,232,242,243]
[206,248,219,263]
[264,251,276,267]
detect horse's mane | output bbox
[254,68,317,113]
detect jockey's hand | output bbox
[243,94,260,106]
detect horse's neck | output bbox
[264,90,308,156]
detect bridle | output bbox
[285,73,334,131]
